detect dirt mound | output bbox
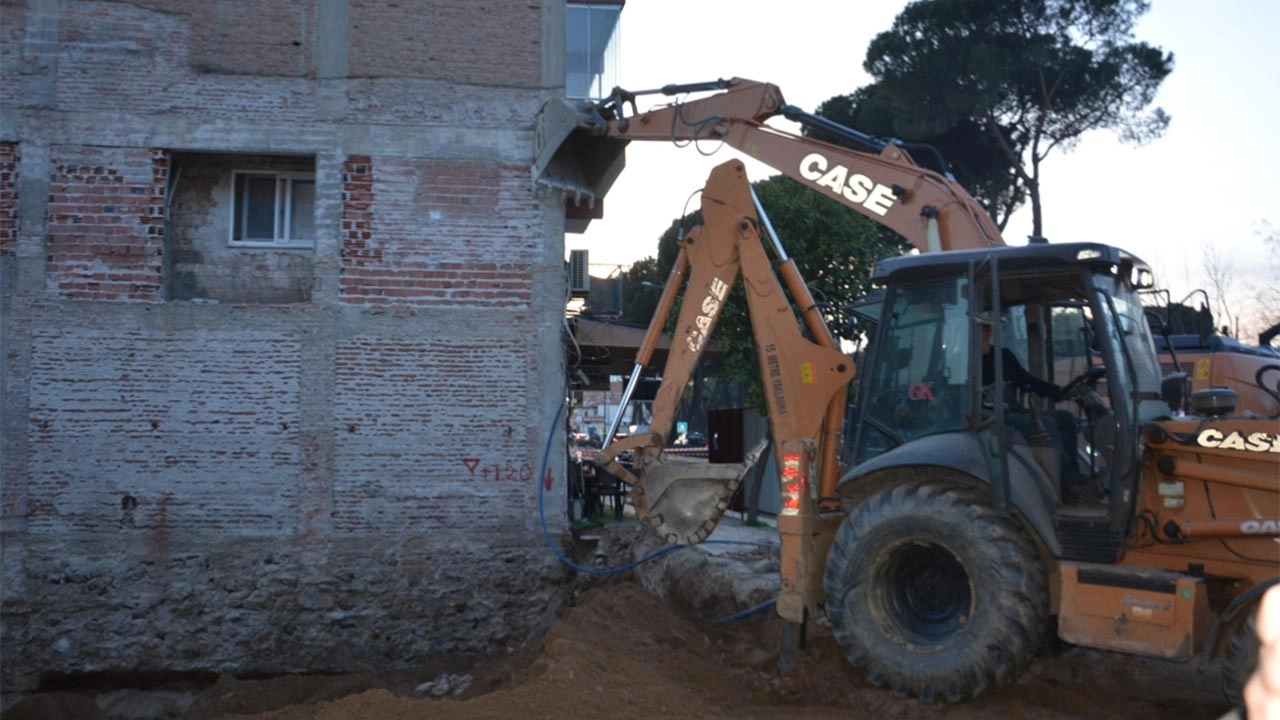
[201,582,741,720]
[172,580,1229,720]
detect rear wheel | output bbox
[824,480,1048,703]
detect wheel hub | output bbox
[878,542,972,648]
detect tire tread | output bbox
[824,480,1048,703]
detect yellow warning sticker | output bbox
[801,362,815,384]
[1194,358,1211,381]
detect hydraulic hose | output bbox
[712,599,778,627]
[1256,363,1280,419]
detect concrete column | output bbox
[316,0,350,120]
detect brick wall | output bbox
[27,330,302,534]
[181,0,315,77]
[0,143,16,258]
[50,1,317,121]
[0,5,23,112]
[0,0,569,692]
[347,1,542,85]
[333,336,536,533]
[46,147,167,302]
[39,1,541,125]
[340,156,535,307]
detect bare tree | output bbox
[1200,245,1237,337]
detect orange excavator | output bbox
[535,78,1279,706]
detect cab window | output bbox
[855,278,971,462]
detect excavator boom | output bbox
[534,77,1003,251]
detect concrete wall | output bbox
[0,0,573,691]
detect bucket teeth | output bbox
[634,440,768,546]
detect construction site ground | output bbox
[4,515,1234,720]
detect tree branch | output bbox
[984,111,1033,187]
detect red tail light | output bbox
[780,453,806,515]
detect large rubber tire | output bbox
[1223,606,1260,712]
[824,481,1049,703]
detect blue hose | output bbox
[712,599,778,627]
[539,402,682,576]
[538,403,778,623]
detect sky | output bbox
[566,0,1280,336]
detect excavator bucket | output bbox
[531,98,628,232]
[632,440,769,545]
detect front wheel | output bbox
[824,480,1048,703]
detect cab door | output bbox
[851,277,972,464]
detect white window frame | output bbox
[229,170,315,248]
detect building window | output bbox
[230,171,315,247]
[566,2,622,100]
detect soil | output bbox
[6,580,1233,720]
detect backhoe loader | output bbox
[535,78,1280,705]
[1153,328,1280,418]
[535,77,1280,418]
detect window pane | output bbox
[243,175,276,240]
[1051,304,1091,385]
[854,423,895,465]
[565,6,591,99]
[565,4,620,99]
[861,279,970,444]
[1004,305,1030,369]
[290,179,315,241]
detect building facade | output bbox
[0,0,609,691]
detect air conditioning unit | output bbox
[569,249,590,296]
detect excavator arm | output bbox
[534,77,1005,251]
[592,160,852,620]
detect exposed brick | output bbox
[46,147,168,302]
[332,336,536,533]
[339,157,537,308]
[348,1,541,86]
[0,142,17,257]
[179,0,314,78]
[27,330,302,534]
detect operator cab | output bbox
[844,243,1166,561]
